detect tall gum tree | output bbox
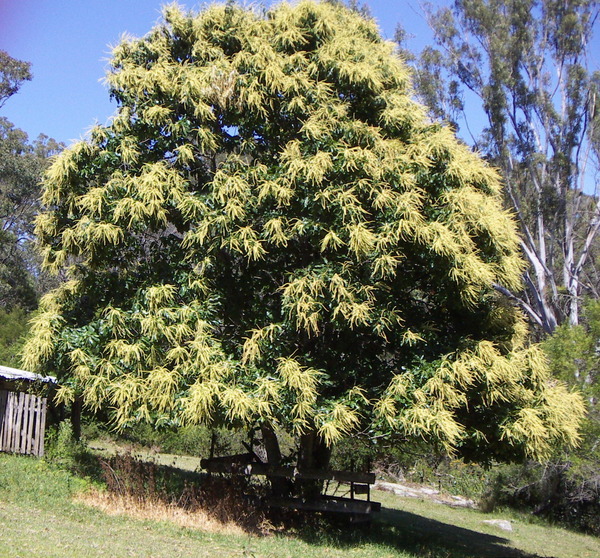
[0,50,31,108]
[0,51,63,309]
[400,0,600,333]
[24,2,583,482]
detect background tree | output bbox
[0,51,63,311]
[0,119,62,309]
[0,50,31,109]
[23,1,583,487]
[399,0,600,333]
[0,307,33,367]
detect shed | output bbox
[0,365,56,457]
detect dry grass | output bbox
[89,452,271,535]
[76,488,247,536]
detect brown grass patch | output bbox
[82,453,270,535]
[76,487,248,536]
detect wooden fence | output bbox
[0,390,47,457]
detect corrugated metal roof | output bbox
[0,364,56,384]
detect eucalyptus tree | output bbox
[24,1,583,480]
[0,120,62,309]
[400,0,600,333]
[0,52,62,309]
[0,50,31,109]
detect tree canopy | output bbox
[24,1,583,464]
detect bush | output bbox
[45,419,101,478]
[480,461,600,535]
[330,436,376,474]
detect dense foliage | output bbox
[24,1,583,465]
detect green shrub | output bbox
[480,461,600,535]
[45,419,101,479]
[330,436,376,473]
[80,416,111,441]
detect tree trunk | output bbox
[261,422,282,465]
[71,396,83,441]
[296,430,332,500]
[260,423,291,497]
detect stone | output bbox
[483,519,513,532]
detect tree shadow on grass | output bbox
[295,505,545,558]
[84,454,548,557]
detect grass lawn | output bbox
[1,453,599,558]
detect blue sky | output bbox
[0,0,432,145]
